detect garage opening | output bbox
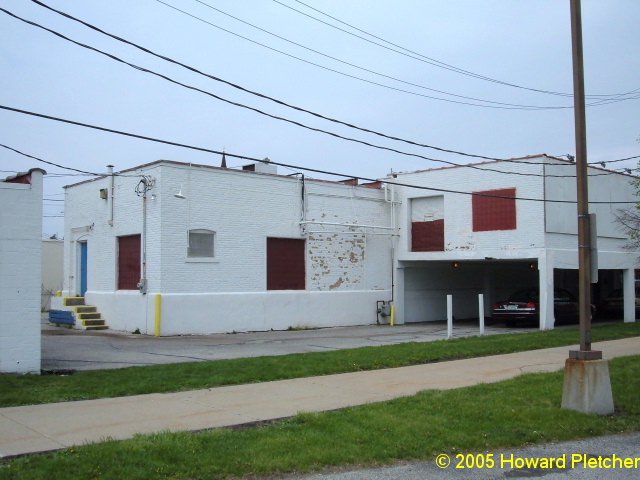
[403,260,537,323]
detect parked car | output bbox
[600,288,640,317]
[492,288,588,326]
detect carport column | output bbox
[623,268,636,323]
[538,253,555,330]
[393,265,405,325]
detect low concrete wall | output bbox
[87,289,391,335]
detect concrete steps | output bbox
[61,297,109,331]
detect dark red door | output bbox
[118,234,141,290]
[267,238,305,290]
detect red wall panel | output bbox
[118,234,141,290]
[472,188,516,232]
[267,238,305,290]
[411,219,445,252]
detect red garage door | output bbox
[267,237,305,290]
[118,234,141,290]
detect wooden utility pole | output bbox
[569,0,600,360]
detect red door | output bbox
[118,234,141,290]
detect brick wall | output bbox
[63,162,393,333]
[0,169,44,373]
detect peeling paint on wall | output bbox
[308,232,365,291]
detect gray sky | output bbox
[1,0,638,238]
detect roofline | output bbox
[2,167,47,183]
[63,159,384,191]
[388,153,638,179]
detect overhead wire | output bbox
[5,6,620,179]
[187,0,571,110]
[277,0,640,101]
[28,1,638,172]
[0,142,100,175]
[1,7,565,179]
[29,0,531,161]
[0,105,635,205]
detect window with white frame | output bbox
[188,229,215,258]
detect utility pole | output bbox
[569,0,599,360]
[561,0,613,415]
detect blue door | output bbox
[80,242,88,296]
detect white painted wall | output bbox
[64,161,393,334]
[391,156,638,327]
[0,169,44,373]
[392,159,545,261]
[41,239,64,311]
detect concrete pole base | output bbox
[561,358,614,415]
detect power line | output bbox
[151,0,587,111]
[30,0,522,161]
[1,8,556,179]
[28,1,636,173]
[4,7,614,179]
[277,0,640,101]
[0,105,634,205]
[187,0,572,110]
[0,143,100,175]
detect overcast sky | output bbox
[1,0,639,238]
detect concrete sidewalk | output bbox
[1,338,638,458]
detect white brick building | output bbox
[61,160,393,334]
[61,155,637,335]
[389,155,638,329]
[0,168,45,373]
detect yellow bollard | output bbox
[390,304,396,326]
[154,294,162,337]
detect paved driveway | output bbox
[41,316,535,371]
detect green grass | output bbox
[0,322,638,407]
[1,355,639,479]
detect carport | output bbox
[395,259,637,330]
[398,259,538,324]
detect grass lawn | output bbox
[1,322,639,407]
[1,355,639,479]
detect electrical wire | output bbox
[0,143,100,175]
[29,0,526,161]
[151,0,590,111]
[0,105,635,205]
[0,8,556,178]
[2,7,616,179]
[187,0,572,110]
[27,1,637,173]
[277,0,640,101]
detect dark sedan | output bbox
[492,288,584,326]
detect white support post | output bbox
[478,294,485,335]
[447,294,453,339]
[623,268,636,323]
[538,253,556,330]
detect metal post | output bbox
[446,294,453,339]
[569,0,600,360]
[478,294,485,336]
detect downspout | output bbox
[300,173,306,226]
[107,165,114,226]
[141,188,147,294]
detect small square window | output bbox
[188,229,214,258]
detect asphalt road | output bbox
[42,316,535,371]
[297,432,640,480]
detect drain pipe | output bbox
[107,165,114,226]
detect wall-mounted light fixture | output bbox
[452,261,460,268]
[174,186,186,199]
